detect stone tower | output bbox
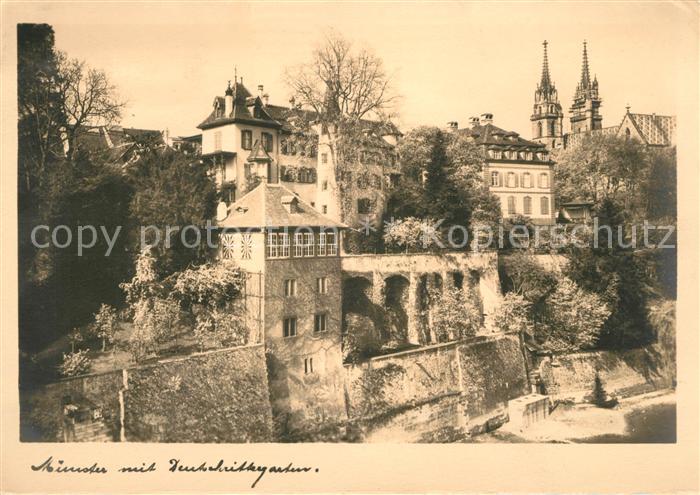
[531,40,564,148]
[569,41,602,134]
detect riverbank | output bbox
[473,389,676,443]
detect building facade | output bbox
[216,182,348,434]
[197,78,400,228]
[456,114,556,225]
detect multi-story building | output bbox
[216,181,348,433]
[454,114,556,225]
[197,78,401,228]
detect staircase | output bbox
[66,419,114,442]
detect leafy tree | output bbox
[537,278,610,352]
[126,147,217,275]
[129,297,181,361]
[383,216,444,252]
[91,304,119,351]
[68,328,83,353]
[429,287,480,342]
[499,252,557,316]
[492,293,532,335]
[170,262,246,311]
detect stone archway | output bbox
[384,275,410,344]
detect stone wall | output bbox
[344,333,530,442]
[536,345,675,402]
[20,344,273,443]
[20,369,123,442]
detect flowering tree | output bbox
[171,263,246,310]
[129,297,181,361]
[383,217,444,252]
[58,349,91,377]
[91,303,118,351]
[68,328,84,353]
[193,309,246,352]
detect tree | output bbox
[538,278,610,352]
[91,304,119,352]
[56,53,125,160]
[126,147,217,275]
[499,251,557,315]
[58,349,91,377]
[492,293,532,335]
[429,287,480,342]
[285,31,398,223]
[383,216,444,252]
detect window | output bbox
[314,314,327,333]
[294,232,304,257]
[261,132,273,152]
[317,232,326,256]
[321,153,328,164]
[241,130,252,150]
[537,121,543,138]
[549,121,555,136]
[279,233,290,257]
[304,357,314,374]
[540,196,550,215]
[241,233,252,259]
[267,232,279,258]
[284,279,297,297]
[283,317,297,338]
[322,205,328,214]
[322,180,328,191]
[326,232,337,255]
[491,171,499,186]
[507,172,516,188]
[303,232,314,257]
[539,172,549,188]
[357,198,372,214]
[507,196,516,215]
[317,277,328,294]
[214,131,222,151]
[523,196,532,215]
[281,138,289,155]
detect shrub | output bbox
[193,308,247,352]
[171,263,246,310]
[383,216,444,252]
[343,314,383,362]
[58,349,91,377]
[129,297,181,361]
[429,287,480,342]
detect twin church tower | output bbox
[530,41,602,149]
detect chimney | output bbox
[224,81,234,117]
[480,113,493,125]
[258,84,264,99]
[263,93,269,106]
[470,117,480,128]
[446,121,459,132]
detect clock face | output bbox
[221,233,235,260]
[241,233,253,260]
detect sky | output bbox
[12,2,697,137]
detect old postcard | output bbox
[1,1,698,493]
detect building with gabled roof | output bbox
[196,77,401,229]
[215,181,347,433]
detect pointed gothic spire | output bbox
[540,40,552,89]
[580,40,591,88]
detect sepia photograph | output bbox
[1,1,698,493]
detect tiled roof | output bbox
[218,182,346,229]
[627,113,676,146]
[197,82,281,130]
[459,123,546,150]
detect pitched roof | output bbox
[247,140,272,162]
[197,82,281,130]
[218,182,346,229]
[459,123,546,150]
[626,113,676,146]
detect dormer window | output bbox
[281,195,299,213]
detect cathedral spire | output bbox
[579,40,591,88]
[540,40,552,89]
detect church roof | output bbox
[217,182,346,229]
[624,112,676,146]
